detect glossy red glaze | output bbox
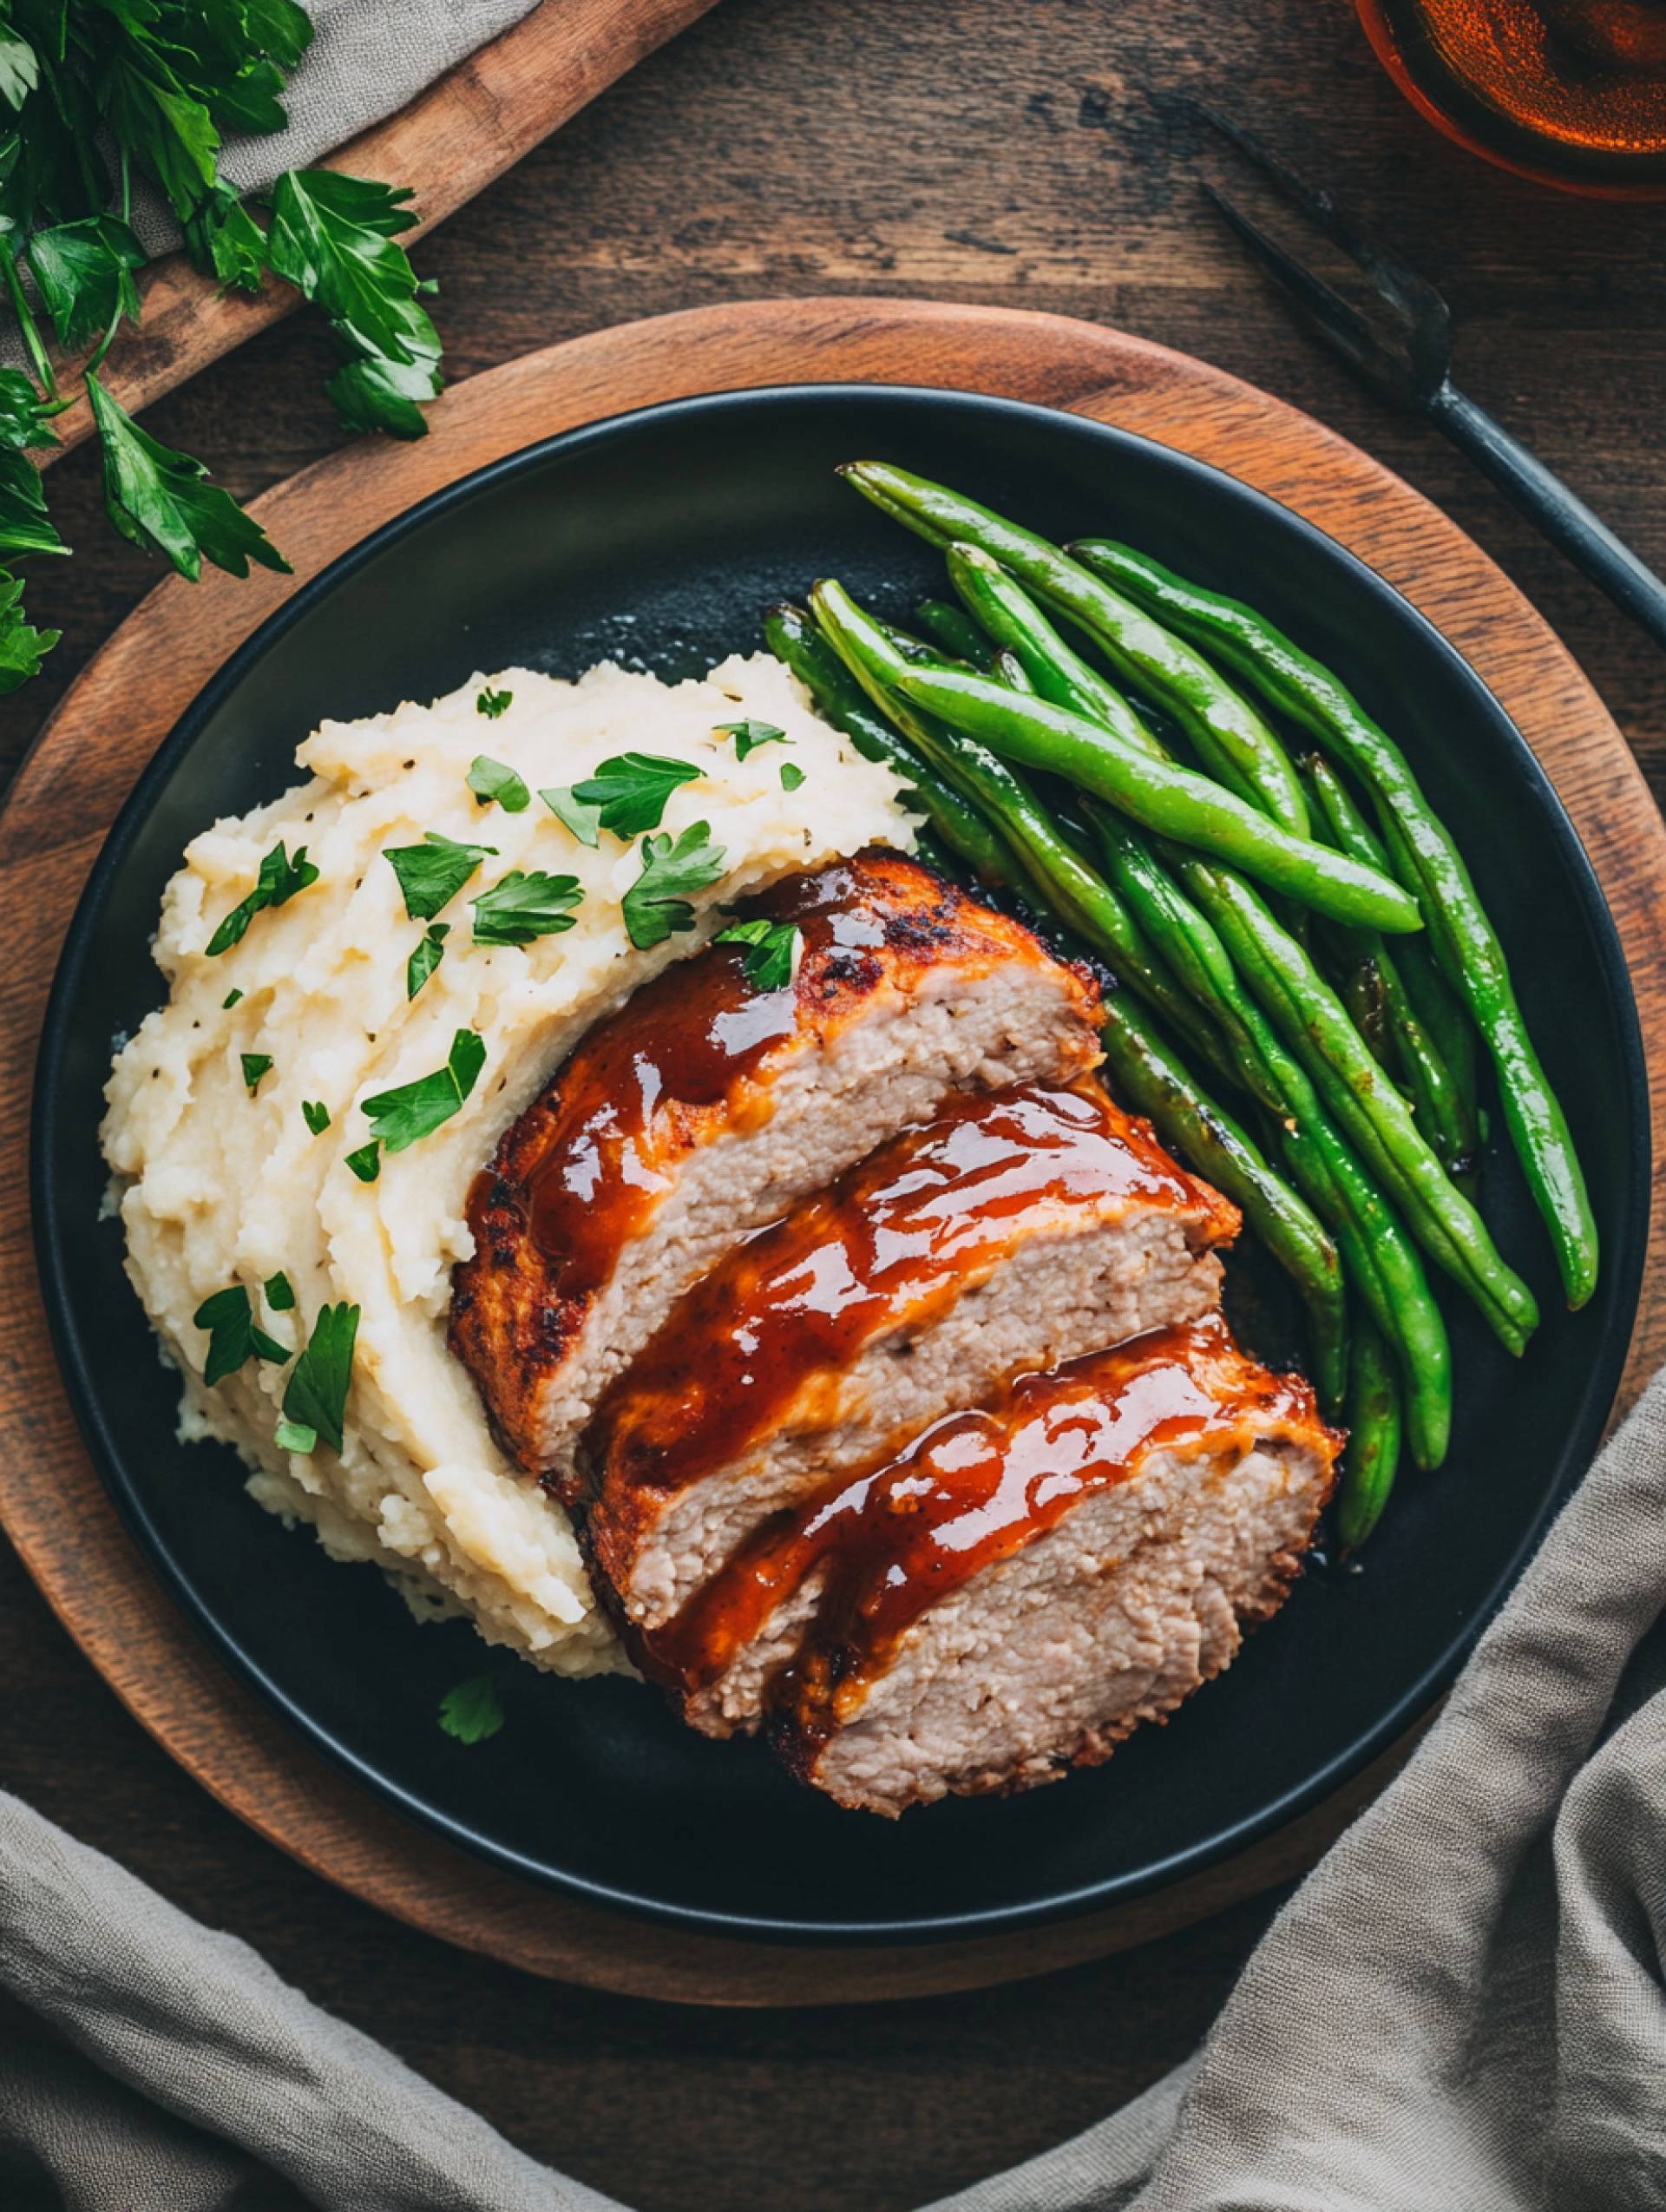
[649,1314,1333,1713]
[589,1082,1236,1500]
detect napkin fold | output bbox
[5,1363,1665,2212]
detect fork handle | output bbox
[1428,380,1666,654]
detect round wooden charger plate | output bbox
[3,299,1663,2006]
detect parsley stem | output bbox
[3,253,55,398]
[84,307,121,378]
[120,146,132,229]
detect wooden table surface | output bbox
[3,4,1662,2207]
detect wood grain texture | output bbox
[1,5,1663,2201]
[2,293,1662,2016]
[35,0,720,457]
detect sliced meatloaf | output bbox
[647,1315,1337,1805]
[449,850,1104,1476]
[582,1082,1238,1649]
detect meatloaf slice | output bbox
[583,1081,1238,1649]
[652,1315,1337,1807]
[449,850,1104,1476]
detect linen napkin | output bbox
[5,1361,1665,2212]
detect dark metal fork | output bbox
[1163,94,1666,654]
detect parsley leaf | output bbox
[302,1099,330,1134]
[0,369,59,454]
[567,752,702,838]
[265,1270,296,1312]
[621,822,728,950]
[273,1417,316,1454]
[476,686,512,719]
[406,921,448,998]
[0,570,59,692]
[383,832,495,921]
[466,754,528,812]
[0,30,38,113]
[470,870,583,948]
[438,1676,505,1745]
[207,840,318,956]
[193,1284,287,1388]
[715,917,802,991]
[222,988,244,1010]
[27,214,145,350]
[265,172,442,441]
[539,784,601,850]
[361,1029,485,1152]
[718,718,789,761]
[344,1141,381,1184]
[87,371,292,581]
[240,1051,272,1094]
[0,451,67,561]
[183,182,267,294]
[281,1300,359,1454]
[779,760,806,792]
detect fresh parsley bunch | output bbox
[0,0,447,695]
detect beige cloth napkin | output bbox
[5,1362,1665,2210]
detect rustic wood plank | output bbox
[2,294,1661,2010]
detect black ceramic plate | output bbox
[33,386,1647,1944]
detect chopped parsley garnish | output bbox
[193,1285,287,1388]
[470,870,583,948]
[779,760,806,792]
[406,922,449,999]
[383,832,495,921]
[539,784,602,849]
[718,718,789,761]
[344,1141,382,1183]
[475,686,514,720]
[222,988,244,1009]
[302,1099,331,1135]
[274,1418,317,1455]
[620,821,728,950]
[438,1675,506,1744]
[466,753,529,811]
[361,1029,485,1152]
[265,1270,296,1312]
[715,917,801,991]
[240,1052,272,1095]
[558,752,702,840]
[207,841,318,956]
[281,1301,359,1455]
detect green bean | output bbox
[914,598,993,667]
[808,582,1231,1078]
[1196,863,1538,1351]
[992,647,1035,694]
[840,463,1312,836]
[889,662,1421,935]
[762,604,1013,885]
[1071,534,1597,1310]
[1096,991,1347,1363]
[1335,1321,1402,1553]
[1087,804,1449,1463]
[1304,754,1479,1186]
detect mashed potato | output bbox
[102,654,919,1674]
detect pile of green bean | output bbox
[763,463,1597,1550]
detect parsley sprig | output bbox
[621,822,728,950]
[206,840,318,957]
[193,1283,286,1387]
[355,1027,485,1177]
[470,870,583,948]
[715,917,802,990]
[541,752,700,846]
[383,833,495,921]
[717,718,790,760]
[0,2,449,691]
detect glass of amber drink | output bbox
[1356,0,1666,195]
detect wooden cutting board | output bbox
[3,298,1663,2006]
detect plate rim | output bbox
[30,379,1651,1945]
